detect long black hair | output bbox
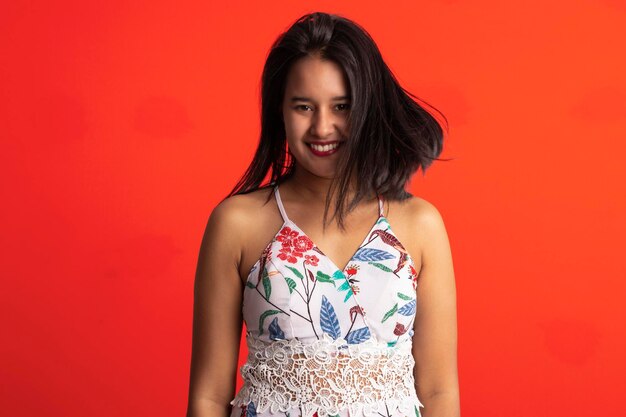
[225,11,450,231]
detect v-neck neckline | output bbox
[274,185,384,276]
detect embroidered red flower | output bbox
[275,226,314,264]
[304,254,319,266]
[345,264,359,276]
[276,226,299,247]
[393,322,408,336]
[409,264,419,290]
[277,247,298,263]
[293,235,314,252]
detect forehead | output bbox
[284,55,350,99]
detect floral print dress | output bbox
[229,185,424,417]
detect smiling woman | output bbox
[187,11,459,417]
[283,56,350,161]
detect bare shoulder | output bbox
[405,195,447,232]
[391,194,450,268]
[205,187,274,247]
[205,187,280,283]
[210,187,272,225]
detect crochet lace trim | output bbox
[230,333,424,417]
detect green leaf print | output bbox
[245,281,255,289]
[316,271,335,286]
[284,277,297,293]
[397,292,412,300]
[337,280,351,291]
[259,309,281,335]
[285,266,304,280]
[415,404,421,417]
[335,280,354,302]
[370,262,393,272]
[382,303,398,323]
[330,269,354,302]
[262,271,271,299]
[332,270,345,280]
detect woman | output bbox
[187,11,459,417]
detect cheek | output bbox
[283,114,309,139]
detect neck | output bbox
[285,165,374,205]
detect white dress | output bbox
[229,185,424,417]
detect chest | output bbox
[239,199,422,286]
[241,213,421,345]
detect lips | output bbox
[306,140,344,156]
[305,141,344,151]
[305,140,343,145]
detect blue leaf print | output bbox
[345,327,371,344]
[320,295,341,340]
[258,310,281,335]
[332,270,345,280]
[398,299,416,316]
[352,247,395,262]
[268,317,285,340]
[247,401,257,417]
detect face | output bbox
[281,55,351,178]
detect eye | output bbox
[295,105,312,111]
[336,103,351,111]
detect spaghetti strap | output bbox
[273,185,290,223]
[378,194,384,217]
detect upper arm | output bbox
[410,200,459,399]
[187,197,247,414]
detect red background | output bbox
[1,1,625,416]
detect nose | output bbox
[309,107,336,138]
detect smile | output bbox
[305,141,344,156]
[308,141,341,151]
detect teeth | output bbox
[310,142,340,152]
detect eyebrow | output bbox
[290,95,350,102]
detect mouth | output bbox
[305,140,344,153]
